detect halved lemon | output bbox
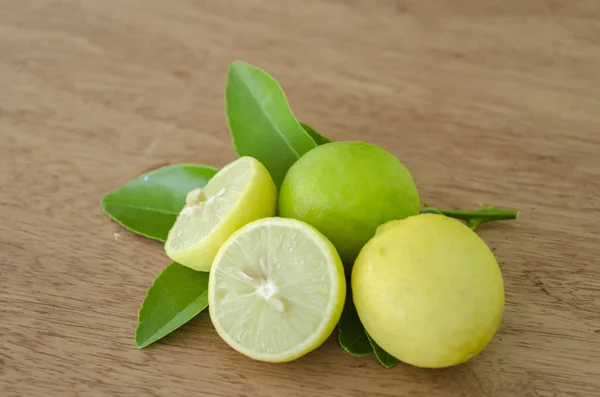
[165,156,277,271]
[208,217,346,362]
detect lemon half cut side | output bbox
[165,156,277,271]
[209,217,346,362]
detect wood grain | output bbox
[1,1,600,396]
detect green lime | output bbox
[352,214,505,368]
[209,217,346,362]
[278,141,420,265]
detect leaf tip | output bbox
[134,338,149,349]
[100,192,112,209]
[134,336,144,349]
[228,60,255,75]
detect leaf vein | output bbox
[104,201,180,216]
[236,67,302,159]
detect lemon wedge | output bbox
[209,217,346,362]
[165,156,277,271]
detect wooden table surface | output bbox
[2,1,600,396]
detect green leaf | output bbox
[226,61,317,188]
[301,123,331,145]
[366,332,399,368]
[102,164,217,241]
[135,262,209,348]
[338,293,373,356]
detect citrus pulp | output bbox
[209,217,346,362]
[165,156,277,271]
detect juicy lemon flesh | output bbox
[352,214,505,368]
[165,156,277,271]
[209,218,346,362]
[168,162,249,251]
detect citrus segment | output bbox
[165,156,276,271]
[209,217,346,362]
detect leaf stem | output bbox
[422,207,518,221]
[421,204,519,231]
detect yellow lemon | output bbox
[352,214,504,368]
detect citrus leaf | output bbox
[338,293,373,356]
[226,61,317,188]
[102,164,217,241]
[301,123,331,145]
[135,262,209,348]
[366,332,399,368]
